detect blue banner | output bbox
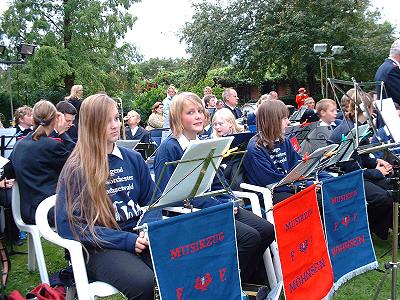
[147,202,242,300]
[321,170,378,290]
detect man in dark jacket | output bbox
[375,39,400,104]
[222,88,242,119]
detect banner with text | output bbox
[322,169,378,290]
[273,185,333,300]
[147,202,241,300]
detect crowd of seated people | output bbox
[1,82,399,299]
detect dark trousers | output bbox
[235,207,275,283]
[364,178,393,240]
[86,249,154,300]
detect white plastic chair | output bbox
[35,195,120,300]
[238,184,283,286]
[11,182,49,284]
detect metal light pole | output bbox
[0,43,37,121]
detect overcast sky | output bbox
[0,0,399,59]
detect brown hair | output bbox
[256,100,289,150]
[169,92,205,137]
[31,100,57,141]
[14,105,32,125]
[151,101,163,113]
[344,88,372,120]
[57,94,119,248]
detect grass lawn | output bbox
[4,235,400,299]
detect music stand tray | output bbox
[153,136,234,208]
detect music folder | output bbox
[116,139,140,150]
[226,131,255,149]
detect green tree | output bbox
[182,0,396,95]
[0,0,142,98]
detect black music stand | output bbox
[269,144,338,191]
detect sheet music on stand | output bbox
[289,106,307,122]
[269,144,338,190]
[374,97,400,143]
[323,124,370,167]
[152,136,234,209]
[0,156,9,169]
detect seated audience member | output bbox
[146,102,165,130]
[56,100,78,141]
[203,86,213,96]
[337,92,351,120]
[328,89,394,240]
[295,87,308,108]
[124,110,150,143]
[14,106,34,139]
[203,94,217,109]
[216,99,225,110]
[316,99,341,128]
[154,92,275,284]
[223,88,242,119]
[4,100,74,225]
[300,97,319,123]
[212,108,244,138]
[57,94,159,299]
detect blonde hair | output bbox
[212,108,244,137]
[14,105,32,125]
[127,110,140,119]
[151,101,162,113]
[57,94,119,248]
[31,100,57,141]
[256,100,289,150]
[169,92,205,137]
[316,99,336,115]
[66,85,83,99]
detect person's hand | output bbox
[376,159,393,175]
[135,231,148,254]
[0,178,14,189]
[233,207,238,215]
[54,112,67,135]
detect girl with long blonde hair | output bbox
[56,94,158,299]
[154,92,274,284]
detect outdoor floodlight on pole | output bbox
[313,43,344,98]
[0,43,37,121]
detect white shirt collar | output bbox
[110,144,123,160]
[388,57,400,68]
[130,126,139,137]
[319,121,336,127]
[177,134,198,151]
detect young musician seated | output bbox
[57,94,160,299]
[124,110,150,143]
[244,100,310,204]
[4,100,74,226]
[14,105,34,139]
[154,92,275,284]
[316,99,341,128]
[328,89,394,240]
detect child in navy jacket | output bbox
[56,94,160,299]
[154,92,274,284]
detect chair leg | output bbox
[27,234,36,272]
[66,286,76,300]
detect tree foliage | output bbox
[0,0,142,97]
[182,0,396,94]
